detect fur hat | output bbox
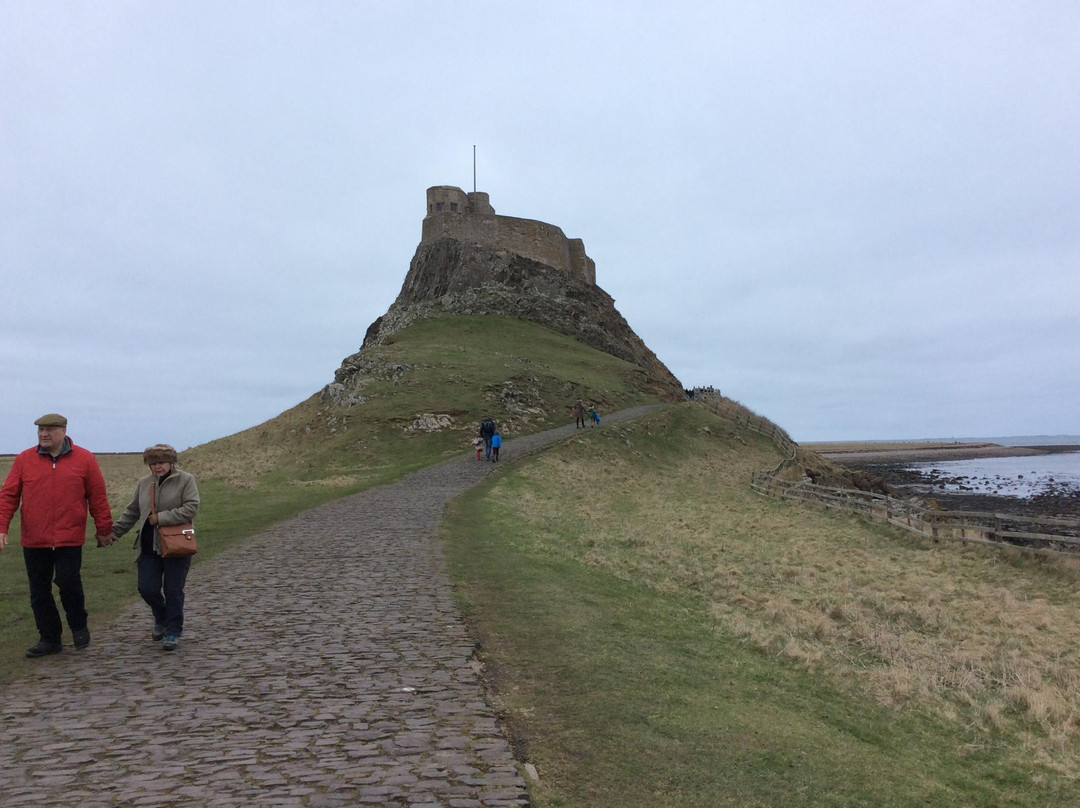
[143,444,178,465]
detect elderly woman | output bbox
[110,444,200,651]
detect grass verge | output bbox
[443,404,1079,807]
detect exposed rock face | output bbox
[322,354,411,407]
[324,236,684,404]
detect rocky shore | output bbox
[816,443,1080,518]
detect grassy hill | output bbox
[3,314,1078,806]
[445,404,1080,807]
[182,315,678,488]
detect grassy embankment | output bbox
[0,315,669,679]
[445,404,1080,807]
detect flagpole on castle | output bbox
[472,145,476,193]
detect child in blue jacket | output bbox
[491,431,502,462]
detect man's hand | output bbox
[0,532,8,551]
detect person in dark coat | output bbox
[573,399,586,429]
[479,417,497,461]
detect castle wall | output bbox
[426,187,496,216]
[466,191,495,214]
[426,186,470,216]
[567,238,596,286]
[422,185,593,285]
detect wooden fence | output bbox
[750,471,1080,553]
[698,395,798,462]
[698,397,1080,555]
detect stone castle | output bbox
[422,186,596,286]
[323,185,684,406]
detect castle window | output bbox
[450,203,458,212]
[436,202,445,212]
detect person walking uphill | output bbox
[479,417,497,461]
[573,399,586,429]
[0,413,114,658]
[106,444,200,651]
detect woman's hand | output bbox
[148,513,159,525]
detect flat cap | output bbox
[34,413,68,428]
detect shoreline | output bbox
[813,443,1080,518]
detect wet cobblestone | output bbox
[0,406,664,806]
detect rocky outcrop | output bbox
[323,237,683,404]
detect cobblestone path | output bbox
[0,405,665,807]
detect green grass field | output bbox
[444,404,1080,807]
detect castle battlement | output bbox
[421,186,596,286]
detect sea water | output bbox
[906,436,1080,498]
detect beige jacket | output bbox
[113,468,200,555]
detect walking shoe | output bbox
[162,635,180,652]
[151,623,165,641]
[73,628,91,650]
[26,639,63,658]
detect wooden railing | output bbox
[698,395,798,462]
[697,397,1080,555]
[749,471,1080,553]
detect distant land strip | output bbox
[811,442,1080,464]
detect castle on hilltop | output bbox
[422,186,596,286]
[322,183,686,405]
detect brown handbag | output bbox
[151,480,198,558]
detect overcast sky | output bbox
[2,1,1078,452]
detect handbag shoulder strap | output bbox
[150,481,158,520]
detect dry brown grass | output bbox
[503,404,1080,777]
[178,396,326,488]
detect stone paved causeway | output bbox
[0,406,664,807]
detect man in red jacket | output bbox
[0,413,114,658]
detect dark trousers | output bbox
[138,551,192,636]
[483,436,493,459]
[23,546,87,644]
